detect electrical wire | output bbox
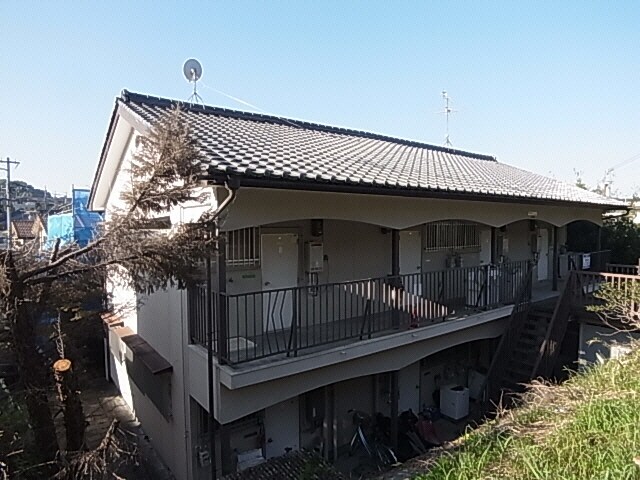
[607,152,640,173]
[197,81,303,130]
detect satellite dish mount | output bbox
[183,58,204,105]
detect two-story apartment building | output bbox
[89,90,624,479]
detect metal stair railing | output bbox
[483,262,534,401]
[531,271,578,378]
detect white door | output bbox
[400,230,422,294]
[264,398,300,458]
[479,228,492,265]
[261,234,298,331]
[537,229,549,281]
[398,362,421,413]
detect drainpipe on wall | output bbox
[205,181,238,480]
[552,226,559,292]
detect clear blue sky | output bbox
[1,1,638,197]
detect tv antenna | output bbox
[183,58,204,105]
[439,90,456,147]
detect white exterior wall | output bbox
[109,288,190,476]
[220,188,604,232]
[100,118,221,480]
[323,220,391,282]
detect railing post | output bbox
[483,264,490,307]
[216,230,229,363]
[288,290,299,357]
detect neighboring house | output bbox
[47,188,103,247]
[89,90,626,480]
[11,215,47,249]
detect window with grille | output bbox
[425,221,480,252]
[226,227,261,268]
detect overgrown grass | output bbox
[415,344,640,480]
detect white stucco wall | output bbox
[99,118,221,480]
[220,188,604,232]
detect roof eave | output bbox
[88,96,151,211]
[204,173,627,211]
[88,99,121,210]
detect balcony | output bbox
[188,260,531,365]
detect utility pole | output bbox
[1,157,20,250]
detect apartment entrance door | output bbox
[264,398,300,458]
[261,233,299,331]
[537,229,549,281]
[400,230,422,295]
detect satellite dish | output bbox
[183,58,203,83]
[183,59,204,105]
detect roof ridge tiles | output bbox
[120,89,497,162]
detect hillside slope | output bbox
[412,344,640,480]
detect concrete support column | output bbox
[491,227,497,264]
[322,386,330,461]
[332,387,338,464]
[391,229,400,276]
[219,424,232,475]
[390,371,399,450]
[552,226,559,292]
[372,374,379,414]
[391,229,400,328]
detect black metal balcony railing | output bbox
[188,260,530,365]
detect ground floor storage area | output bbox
[191,338,495,477]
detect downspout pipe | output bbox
[204,180,238,480]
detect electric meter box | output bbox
[306,242,324,273]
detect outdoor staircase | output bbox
[501,307,553,393]
[486,271,579,403]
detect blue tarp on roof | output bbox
[47,189,102,247]
[72,189,103,246]
[46,213,74,245]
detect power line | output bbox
[198,81,303,130]
[607,152,640,174]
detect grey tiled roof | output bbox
[119,90,625,208]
